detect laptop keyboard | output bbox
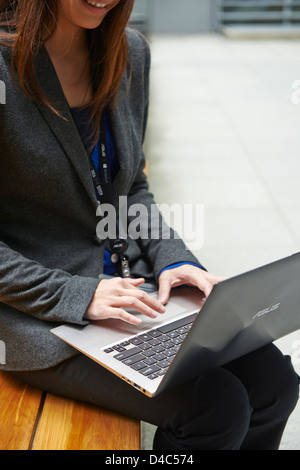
[103,313,198,380]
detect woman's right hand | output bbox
[84,277,166,325]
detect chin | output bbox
[60,0,112,31]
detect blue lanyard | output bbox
[89,117,129,276]
[89,118,115,206]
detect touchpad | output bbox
[126,297,187,330]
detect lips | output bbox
[85,1,108,8]
[82,0,118,17]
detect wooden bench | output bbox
[0,370,140,450]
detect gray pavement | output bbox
[142,33,300,450]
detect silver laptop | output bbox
[51,252,300,397]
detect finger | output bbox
[112,295,161,319]
[121,288,166,314]
[167,270,212,298]
[196,277,213,298]
[203,273,227,284]
[124,277,145,286]
[105,307,143,325]
[158,276,172,305]
[119,278,145,290]
[196,274,226,298]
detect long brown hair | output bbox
[0,0,135,142]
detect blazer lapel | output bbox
[35,46,134,209]
[110,96,133,203]
[34,46,97,206]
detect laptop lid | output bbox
[156,252,300,395]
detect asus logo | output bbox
[252,303,281,320]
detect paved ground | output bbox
[141,33,300,450]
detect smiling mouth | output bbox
[85,1,108,8]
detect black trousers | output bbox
[13,343,299,450]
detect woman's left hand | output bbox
[158,265,226,305]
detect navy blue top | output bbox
[70,107,119,180]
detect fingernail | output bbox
[147,308,157,318]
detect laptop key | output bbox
[175,327,187,335]
[138,333,153,342]
[148,374,159,380]
[148,338,161,346]
[130,361,147,371]
[138,343,152,350]
[152,353,166,361]
[129,337,143,345]
[113,346,141,361]
[171,336,184,345]
[159,335,170,342]
[164,348,177,357]
[166,331,179,338]
[157,360,170,369]
[148,330,162,338]
[143,357,157,365]
[152,345,165,353]
[163,341,175,349]
[140,349,156,357]
[113,345,126,352]
[140,365,161,376]
[123,354,145,366]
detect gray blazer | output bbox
[0,29,200,371]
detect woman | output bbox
[0,0,298,450]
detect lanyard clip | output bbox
[109,239,130,277]
[120,255,131,278]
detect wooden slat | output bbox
[32,393,140,450]
[0,371,43,450]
